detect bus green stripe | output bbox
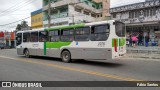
[46,42,71,48]
[112,39,114,47]
[112,38,126,47]
[112,38,118,47]
[44,29,47,55]
[45,24,85,31]
[44,42,47,55]
[119,38,126,46]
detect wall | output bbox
[31,12,43,29]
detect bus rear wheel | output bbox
[61,50,71,63]
[24,49,30,58]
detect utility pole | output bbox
[48,0,51,28]
[72,15,75,25]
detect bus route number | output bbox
[98,42,105,47]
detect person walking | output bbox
[145,34,150,47]
[138,33,143,46]
[132,35,138,48]
[129,35,133,47]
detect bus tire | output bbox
[24,49,30,58]
[61,50,72,63]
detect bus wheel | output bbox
[24,49,30,58]
[61,50,71,63]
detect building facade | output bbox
[4,32,15,48]
[43,0,110,27]
[31,9,43,29]
[0,32,4,44]
[110,0,160,45]
[0,31,17,48]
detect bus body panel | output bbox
[17,48,24,55]
[67,48,112,60]
[46,48,61,58]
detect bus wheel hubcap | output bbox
[25,50,29,57]
[64,53,68,60]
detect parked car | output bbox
[0,43,5,49]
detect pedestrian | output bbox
[155,36,159,46]
[138,33,143,46]
[132,35,138,48]
[126,33,130,47]
[128,35,132,47]
[145,34,150,47]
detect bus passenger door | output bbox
[29,32,39,56]
[16,33,23,55]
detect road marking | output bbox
[0,55,143,81]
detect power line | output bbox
[0,0,24,15]
[0,9,37,12]
[0,16,31,26]
[0,0,39,26]
[0,0,36,16]
[0,0,31,15]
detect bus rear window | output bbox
[115,22,125,37]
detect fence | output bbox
[125,47,160,59]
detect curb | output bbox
[119,57,160,61]
[127,56,160,59]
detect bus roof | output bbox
[16,20,116,33]
[45,23,85,31]
[16,28,44,33]
[45,20,115,31]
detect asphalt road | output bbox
[0,49,160,90]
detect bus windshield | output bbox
[115,21,125,37]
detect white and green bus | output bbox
[16,20,126,63]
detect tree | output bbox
[15,21,30,31]
[21,21,28,28]
[15,24,22,32]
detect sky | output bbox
[0,0,145,31]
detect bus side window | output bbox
[90,24,110,41]
[39,31,48,42]
[23,32,30,42]
[16,33,22,46]
[61,29,74,42]
[75,27,90,41]
[49,30,60,42]
[30,32,38,42]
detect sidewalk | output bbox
[124,46,160,60]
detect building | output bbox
[43,0,110,27]
[31,9,43,29]
[0,32,4,44]
[3,32,15,48]
[93,0,110,18]
[110,0,160,45]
